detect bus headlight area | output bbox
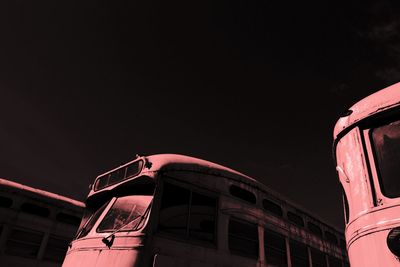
[388,227,400,258]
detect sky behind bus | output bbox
[1,1,399,230]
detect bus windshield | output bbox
[76,200,110,239]
[371,119,400,198]
[97,195,152,232]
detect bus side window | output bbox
[228,218,259,258]
[307,222,322,238]
[287,212,304,227]
[189,192,216,242]
[43,235,71,262]
[328,256,342,267]
[310,248,327,267]
[5,227,44,258]
[159,182,190,238]
[289,239,309,267]
[159,182,217,243]
[264,228,287,266]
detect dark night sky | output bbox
[1,0,400,230]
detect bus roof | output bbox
[147,154,344,234]
[94,154,343,234]
[334,82,400,140]
[143,153,256,181]
[0,178,85,208]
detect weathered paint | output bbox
[64,154,347,267]
[334,82,400,266]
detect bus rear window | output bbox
[371,120,400,198]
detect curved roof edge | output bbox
[0,178,85,208]
[334,82,400,140]
[145,153,256,181]
[93,153,344,234]
[146,154,344,234]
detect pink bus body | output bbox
[333,82,400,266]
[63,154,348,267]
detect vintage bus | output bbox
[0,178,84,267]
[62,154,348,267]
[333,82,400,266]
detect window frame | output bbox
[96,195,153,233]
[287,211,304,227]
[5,227,44,259]
[262,198,283,217]
[228,217,259,259]
[157,179,219,247]
[307,221,322,238]
[310,248,327,267]
[264,227,288,266]
[43,234,71,262]
[367,118,400,199]
[289,238,310,267]
[229,184,257,204]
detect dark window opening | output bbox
[0,196,13,208]
[159,182,190,237]
[290,239,309,267]
[56,213,81,226]
[263,199,283,217]
[126,161,143,178]
[229,218,259,258]
[310,248,327,267]
[340,239,346,251]
[159,182,217,243]
[264,228,287,266]
[5,228,44,258]
[325,231,338,245]
[370,120,400,198]
[307,222,322,238]
[229,185,256,204]
[328,256,342,267]
[189,192,217,242]
[94,160,144,191]
[43,235,70,262]
[21,203,50,217]
[108,168,125,185]
[287,212,304,227]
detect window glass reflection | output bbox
[371,120,400,198]
[97,195,152,232]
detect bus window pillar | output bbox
[218,214,229,253]
[325,253,329,267]
[37,231,50,260]
[0,223,11,254]
[307,246,312,267]
[286,237,292,267]
[37,209,57,260]
[258,225,265,265]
